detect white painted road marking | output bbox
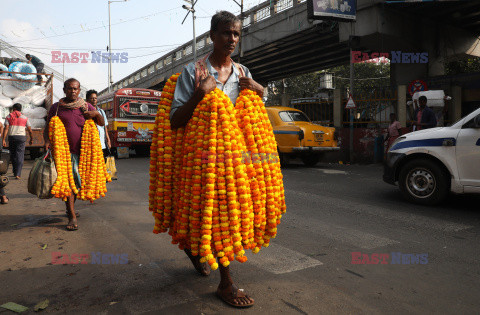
[315,169,348,175]
[248,242,323,274]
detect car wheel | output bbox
[398,159,449,205]
[301,155,321,167]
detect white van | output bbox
[383,108,480,205]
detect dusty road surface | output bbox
[1,158,479,314]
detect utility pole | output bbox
[349,23,355,164]
[182,0,197,64]
[108,0,128,93]
[231,0,244,63]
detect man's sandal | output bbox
[1,196,9,204]
[66,222,78,231]
[216,287,254,308]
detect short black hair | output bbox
[13,103,22,111]
[390,112,396,117]
[25,54,30,58]
[419,96,427,103]
[64,78,80,89]
[86,89,98,100]
[210,11,240,32]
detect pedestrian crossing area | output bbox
[243,187,473,275]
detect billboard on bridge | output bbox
[307,0,357,22]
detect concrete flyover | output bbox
[99,0,480,96]
[99,0,351,95]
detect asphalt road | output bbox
[1,158,479,314]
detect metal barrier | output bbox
[291,97,334,126]
[342,87,398,127]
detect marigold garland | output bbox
[149,73,286,270]
[49,116,78,200]
[78,119,112,202]
[49,116,111,202]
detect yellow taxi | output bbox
[266,106,339,166]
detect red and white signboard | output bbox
[408,79,428,96]
[345,94,356,109]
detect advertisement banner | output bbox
[307,0,357,21]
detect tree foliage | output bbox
[265,62,391,105]
[445,56,480,75]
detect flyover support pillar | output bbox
[280,94,290,107]
[397,85,407,127]
[333,88,342,128]
[451,86,462,123]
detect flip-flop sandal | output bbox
[1,197,9,204]
[66,223,78,231]
[216,287,254,308]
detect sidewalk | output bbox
[0,160,132,313]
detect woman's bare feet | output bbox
[184,248,210,276]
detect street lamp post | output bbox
[108,0,128,93]
[182,0,197,64]
[231,0,244,63]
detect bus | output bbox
[97,88,161,157]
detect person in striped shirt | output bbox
[2,103,33,179]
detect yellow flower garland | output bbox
[49,116,78,200]
[149,73,286,270]
[49,115,111,202]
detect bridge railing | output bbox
[103,0,307,94]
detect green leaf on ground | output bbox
[41,244,47,250]
[34,299,49,312]
[0,302,29,313]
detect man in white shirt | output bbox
[86,90,111,158]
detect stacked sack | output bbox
[149,74,286,270]
[0,63,47,124]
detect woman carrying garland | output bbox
[170,11,264,308]
[44,78,104,231]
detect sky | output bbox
[0,0,266,100]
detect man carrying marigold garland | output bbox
[170,11,264,308]
[44,78,104,231]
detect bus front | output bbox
[106,88,161,157]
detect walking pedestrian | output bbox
[0,121,8,204]
[385,113,402,152]
[86,89,111,159]
[25,54,44,85]
[413,96,437,130]
[2,103,33,179]
[44,78,104,231]
[170,11,264,308]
